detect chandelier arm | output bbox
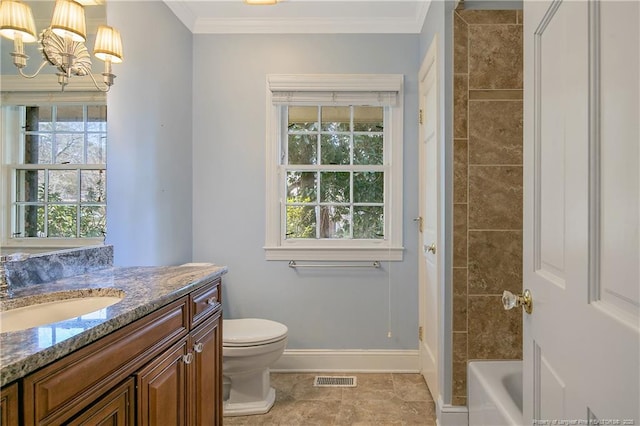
[17,61,50,79]
[87,72,110,93]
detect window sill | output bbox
[264,246,404,261]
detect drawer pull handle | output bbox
[206,296,218,306]
[194,342,204,353]
[183,353,194,364]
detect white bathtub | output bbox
[468,360,524,426]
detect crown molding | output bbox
[165,1,432,35]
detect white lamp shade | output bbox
[0,0,36,42]
[93,25,123,63]
[51,0,86,42]
[244,0,279,4]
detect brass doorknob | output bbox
[502,289,533,314]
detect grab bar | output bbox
[288,260,381,269]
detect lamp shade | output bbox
[244,0,279,4]
[51,0,86,42]
[0,0,36,42]
[93,25,123,63]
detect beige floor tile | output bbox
[223,373,438,425]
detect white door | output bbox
[523,1,640,424]
[418,37,441,401]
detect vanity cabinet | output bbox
[0,382,19,426]
[2,278,222,426]
[136,313,222,426]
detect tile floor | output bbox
[223,373,438,425]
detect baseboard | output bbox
[436,395,469,426]
[271,349,420,372]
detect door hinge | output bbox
[413,216,423,233]
[419,109,424,125]
[418,326,423,342]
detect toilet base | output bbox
[223,387,276,417]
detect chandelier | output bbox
[0,0,123,91]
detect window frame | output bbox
[264,74,404,261]
[1,77,107,251]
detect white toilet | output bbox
[222,318,288,417]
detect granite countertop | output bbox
[0,264,227,387]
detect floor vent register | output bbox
[313,376,357,387]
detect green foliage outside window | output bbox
[285,105,385,240]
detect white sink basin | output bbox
[0,292,124,333]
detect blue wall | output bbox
[191,34,421,350]
[106,1,193,266]
[103,3,429,350]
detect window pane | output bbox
[55,106,84,131]
[354,206,384,239]
[14,204,45,237]
[16,170,45,202]
[81,170,106,202]
[320,205,351,238]
[288,106,318,131]
[321,106,350,131]
[55,134,84,164]
[353,106,383,132]
[87,106,107,132]
[28,106,52,131]
[48,170,78,202]
[47,205,77,237]
[354,172,384,203]
[288,134,317,165]
[353,134,383,165]
[320,172,350,203]
[80,205,106,237]
[286,206,316,238]
[87,134,106,164]
[321,134,350,165]
[287,171,316,202]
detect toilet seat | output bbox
[223,318,288,347]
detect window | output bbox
[1,103,107,249]
[265,74,404,261]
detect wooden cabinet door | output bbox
[190,312,222,426]
[1,382,19,426]
[136,338,189,426]
[66,378,135,426]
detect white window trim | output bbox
[1,76,106,251]
[264,74,404,261]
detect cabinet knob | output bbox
[194,342,204,353]
[206,296,218,306]
[182,353,194,364]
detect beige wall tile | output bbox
[453,294,468,332]
[468,166,523,230]
[468,295,523,360]
[452,396,467,406]
[454,139,468,203]
[454,74,469,139]
[453,203,468,267]
[469,90,523,100]
[457,9,518,25]
[453,332,468,363]
[453,267,468,296]
[452,361,468,399]
[469,25,523,89]
[468,100,523,165]
[454,12,469,74]
[468,231,522,295]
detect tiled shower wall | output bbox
[451,8,524,406]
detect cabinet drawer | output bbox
[23,297,189,426]
[190,279,221,330]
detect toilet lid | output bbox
[223,318,288,347]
